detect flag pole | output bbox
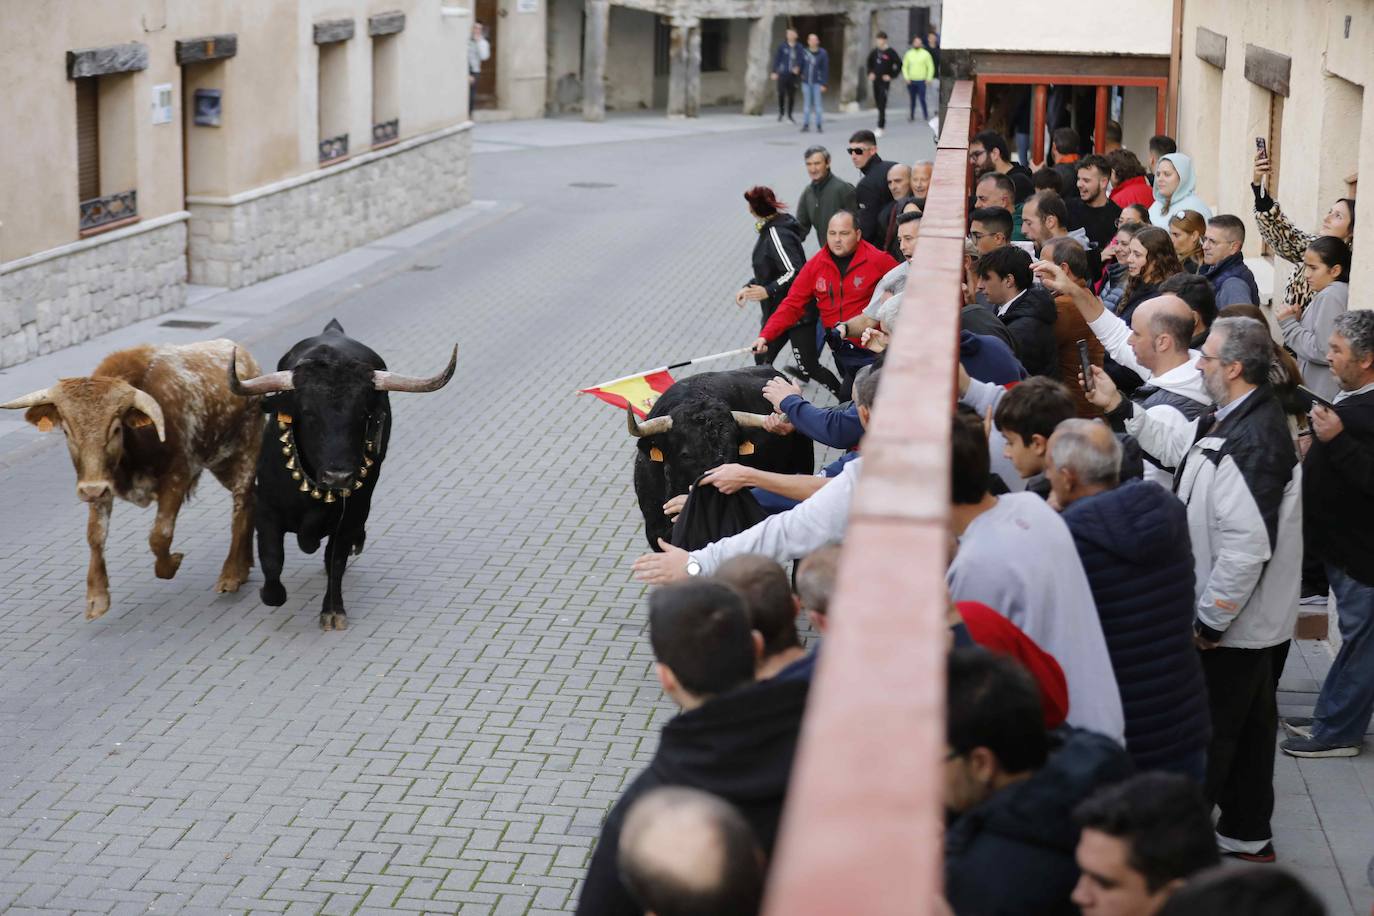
[577,346,755,393]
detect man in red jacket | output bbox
[750,210,898,399]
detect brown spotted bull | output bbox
[2,339,263,619]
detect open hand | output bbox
[663,493,688,521]
[742,284,769,302]
[632,539,691,584]
[763,375,803,408]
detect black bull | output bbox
[229,319,456,630]
[629,367,814,549]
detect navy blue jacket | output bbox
[801,47,829,85]
[960,330,1025,385]
[772,40,803,77]
[779,394,862,449]
[1201,253,1261,308]
[945,729,1133,916]
[1060,481,1211,772]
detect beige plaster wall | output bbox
[0,0,469,265]
[493,0,550,117]
[1177,0,1373,300]
[605,7,657,110]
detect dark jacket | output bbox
[962,303,1016,351]
[772,40,803,77]
[574,677,810,916]
[866,46,901,80]
[748,213,807,309]
[998,286,1060,379]
[1201,252,1261,308]
[1303,388,1374,586]
[1061,482,1211,771]
[855,155,898,246]
[800,46,829,85]
[960,330,1026,385]
[796,172,858,247]
[945,729,1134,916]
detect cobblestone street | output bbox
[0,110,936,914]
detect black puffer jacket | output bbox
[854,155,898,246]
[945,728,1134,915]
[998,286,1059,379]
[748,213,808,309]
[1304,389,1374,586]
[1061,481,1211,771]
[574,677,809,916]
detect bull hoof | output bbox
[155,552,184,579]
[352,531,366,556]
[86,593,111,621]
[260,581,287,606]
[319,612,348,631]
[214,570,247,593]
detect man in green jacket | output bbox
[796,146,858,248]
[902,35,935,123]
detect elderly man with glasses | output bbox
[1082,316,1302,865]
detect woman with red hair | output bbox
[737,186,843,396]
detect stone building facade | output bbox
[0,0,474,370]
[548,0,938,119]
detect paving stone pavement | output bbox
[0,110,936,914]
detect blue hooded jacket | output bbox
[1148,153,1213,227]
[1060,480,1211,771]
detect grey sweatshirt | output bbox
[1279,282,1349,403]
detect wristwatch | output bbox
[685,557,701,577]
[835,321,848,338]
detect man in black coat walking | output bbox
[574,581,808,916]
[1283,310,1374,758]
[865,32,901,135]
[846,129,897,247]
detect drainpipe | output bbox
[1168,0,1183,136]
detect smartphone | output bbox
[1077,339,1094,392]
[1255,136,1268,159]
[1295,385,1335,412]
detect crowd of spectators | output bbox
[577,118,1362,914]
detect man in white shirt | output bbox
[1034,260,1210,485]
[946,406,1126,743]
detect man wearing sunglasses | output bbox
[846,129,898,247]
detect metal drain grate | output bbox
[159,319,219,329]
[569,181,616,189]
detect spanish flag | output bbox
[579,369,676,418]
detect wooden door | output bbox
[475,0,499,109]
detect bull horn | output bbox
[228,349,294,397]
[1,387,54,410]
[130,389,167,443]
[731,411,771,429]
[373,345,458,393]
[626,406,672,438]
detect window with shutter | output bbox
[76,77,100,202]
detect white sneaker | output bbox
[875,128,884,138]
[1300,593,1329,606]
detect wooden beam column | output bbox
[1094,85,1109,153]
[1031,83,1048,166]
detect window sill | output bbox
[79,215,141,238]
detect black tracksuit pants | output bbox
[777,74,797,119]
[1201,642,1289,844]
[756,305,842,399]
[873,80,890,129]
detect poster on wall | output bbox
[194,89,222,127]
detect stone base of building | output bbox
[0,216,188,369]
[187,123,472,289]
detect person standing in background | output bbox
[902,35,935,123]
[467,22,490,113]
[865,32,901,138]
[770,28,803,123]
[799,33,829,134]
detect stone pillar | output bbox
[666,19,688,117]
[582,0,609,121]
[839,8,868,113]
[685,23,702,117]
[742,14,775,116]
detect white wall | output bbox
[942,0,1171,55]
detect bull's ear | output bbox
[649,446,664,462]
[738,440,756,456]
[24,404,60,433]
[124,408,157,432]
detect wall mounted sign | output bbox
[151,83,173,124]
[193,88,222,126]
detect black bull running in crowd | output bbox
[229,319,457,630]
[626,366,814,549]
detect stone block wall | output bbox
[188,126,471,289]
[0,220,187,369]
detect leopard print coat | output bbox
[1254,200,1316,309]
